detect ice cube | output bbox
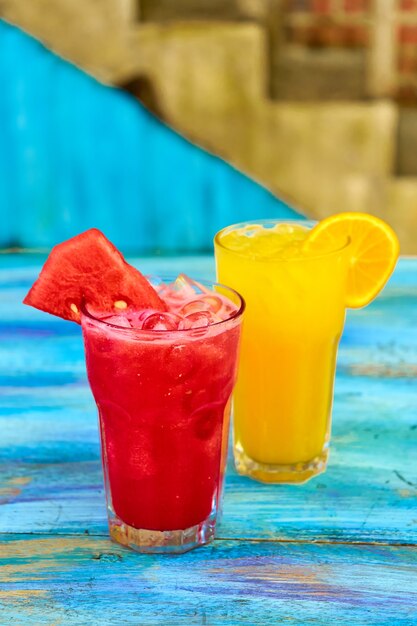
[179,295,223,317]
[160,274,195,303]
[141,312,180,331]
[127,309,154,328]
[171,274,213,296]
[170,274,197,298]
[242,224,263,238]
[178,311,211,330]
[157,275,198,310]
[179,299,208,317]
[201,295,223,313]
[100,314,132,328]
[222,299,239,318]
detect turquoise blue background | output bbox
[0,20,301,253]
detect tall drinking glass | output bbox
[81,277,244,553]
[214,220,350,483]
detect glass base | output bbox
[234,444,329,484]
[108,511,216,554]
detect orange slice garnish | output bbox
[307,212,400,309]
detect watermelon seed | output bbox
[70,303,79,314]
[114,300,128,310]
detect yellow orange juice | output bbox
[214,220,350,483]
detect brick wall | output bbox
[137,0,417,101]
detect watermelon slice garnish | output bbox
[23,229,166,323]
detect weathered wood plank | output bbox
[1,535,416,625]
[1,257,416,544]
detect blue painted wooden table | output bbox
[1,254,417,625]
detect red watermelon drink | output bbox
[23,230,244,553]
[82,276,243,553]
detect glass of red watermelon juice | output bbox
[81,275,244,554]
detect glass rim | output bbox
[214,218,351,261]
[80,275,245,334]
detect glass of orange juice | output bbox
[214,219,351,483]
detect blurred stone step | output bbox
[272,46,367,101]
[396,107,417,176]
